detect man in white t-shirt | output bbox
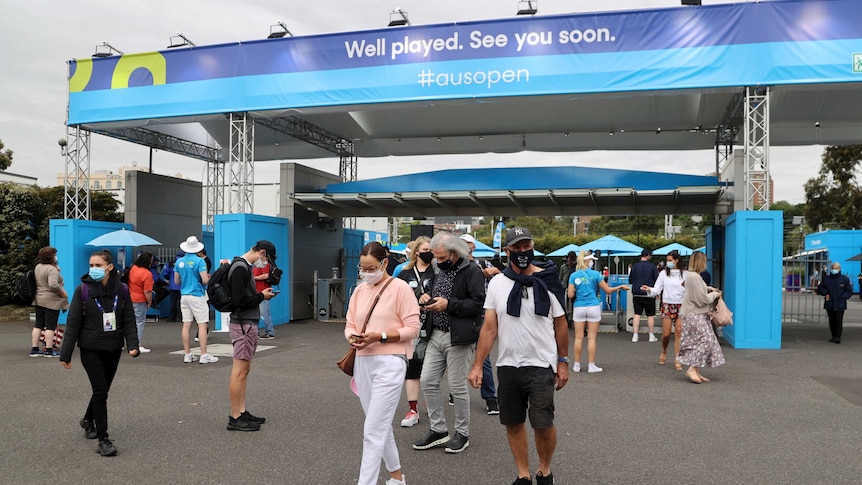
[468,227,569,485]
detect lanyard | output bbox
[93,293,119,314]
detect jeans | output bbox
[259,299,274,336]
[481,356,497,400]
[132,302,147,344]
[355,355,406,485]
[80,348,122,440]
[420,329,473,437]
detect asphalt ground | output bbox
[1,305,861,485]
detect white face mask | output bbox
[360,270,384,285]
[588,260,594,269]
[253,257,268,269]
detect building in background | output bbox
[0,171,38,186]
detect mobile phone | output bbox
[420,298,437,306]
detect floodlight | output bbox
[268,21,293,39]
[168,32,196,49]
[517,0,538,16]
[681,0,702,5]
[388,8,410,27]
[92,42,123,58]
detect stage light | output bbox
[168,32,196,49]
[814,121,821,128]
[268,21,294,39]
[656,127,662,134]
[681,0,702,5]
[517,0,538,15]
[388,8,410,27]
[92,41,123,58]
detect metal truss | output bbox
[63,126,91,220]
[743,86,770,210]
[205,160,225,231]
[229,113,255,214]
[89,126,220,163]
[715,91,744,176]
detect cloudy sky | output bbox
[0,0,821,204]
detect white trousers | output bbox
[355,354,407,485]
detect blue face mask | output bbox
[830,269,840,275]
[666,261,675,269]
[89,267,106,282]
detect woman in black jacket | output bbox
[817,262,853,344]
[59,250,139,456]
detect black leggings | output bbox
[827,310,844,339]
[80,348,122,440]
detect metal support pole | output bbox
[743,86,771,210]
[339,140,358,229]
[63,126,91,220]
[228,112,255,214]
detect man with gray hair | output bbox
[413,232,485,454]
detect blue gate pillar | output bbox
[723,211,783,349]
[213,214,289,331]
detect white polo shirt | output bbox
[484,273,565,370]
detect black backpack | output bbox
[119,267,132,284]
[16,269,37,304]
[206,260,241,312]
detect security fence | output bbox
[782,252,828,325]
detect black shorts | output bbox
[632,297,657,317]
[34,307,60,331]
[405,355,423,380]
[497,366,556,429]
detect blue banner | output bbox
[68,0,862,125]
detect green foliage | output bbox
[804,145,862,230]
[0,139,13,171]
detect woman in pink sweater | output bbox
[345,242,421,485]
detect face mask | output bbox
[831,269,840,275]
[667,261,676,269]
[509,249,534,269]
[89,267,106,281]
[437,259,454,271]
[360,270,384,285]
[254,257,268,269]
[588,260,594,269]
[418,252,434,264]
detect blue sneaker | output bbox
[29,347,42,358]
[42,349,60,358]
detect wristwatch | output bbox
[558,357,570,364]
[380,332,388,343]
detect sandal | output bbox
[685,370,702,384]
[674,361,683,371]
[658,353,667,365]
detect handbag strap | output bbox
[357,277,396,335]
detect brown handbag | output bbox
[709,295,734,327]
[337,277,395,376]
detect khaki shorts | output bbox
[180,294,209,323]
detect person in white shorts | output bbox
[175,236,218,364]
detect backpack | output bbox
[16,269,37,305]
[119,266,133,284]
[207,259,242,313]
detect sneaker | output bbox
[631,333,639,343]
[512,478,532,485]
[535,472,554,485]
[42,349,60,358]
[588,363,603,373]
[227,415,261,431]
[486,398,500,415]
[138,346,151,353]
[385,476,407,485]
[199,354,219,364]
[80,418,97,440]
[412,430,450,450]
[97,438,117,456]
[183,353,197,363]
[573,362,581,373]
[444,432,469,454]
[448,394,454,406]
[401,410,419,427]
[241,410,266,424]
[29,347,42,358]
[648,333,659,343]
[194,337,199,342]
[260,334,275,340]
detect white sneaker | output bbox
[138,346,151,353]
[199,353,219,364]
[194,337,199,342]
[648,333,659,343]
[573,362,581,373]
[400,410,419,427]
[588,363,603,373]
[183,353,197,363]
[631,333,639,343]
[385,476,406,485]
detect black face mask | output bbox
[437,259,454,271]
[509,249,535,269]
[418,252,434,264]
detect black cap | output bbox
[641,248,652,257]
[505,227,533,247]
[256,240,277,262]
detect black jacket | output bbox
[817,272,853,311]
[60,273,138,362]
[432,257,485,345]
[629,260,659,297]
[228,258,264,321]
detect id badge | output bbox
[102,312,117,332]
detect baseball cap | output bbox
[459,234,476,244]
[255,240,277,262]
[641,248,652,257]
[583,252,597,261]
[505,227,533,246]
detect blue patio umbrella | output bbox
[85,228,162,247]
[547,243,581,257]
[653,243,694,256]
[579,235,643,255]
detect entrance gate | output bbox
[781,253,829,325]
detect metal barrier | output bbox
[782,253,828,325]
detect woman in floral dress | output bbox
[677,251,724,383]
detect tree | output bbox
[804,145,862,230]
[0,138,13,171]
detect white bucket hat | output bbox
[179,235,204,254]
